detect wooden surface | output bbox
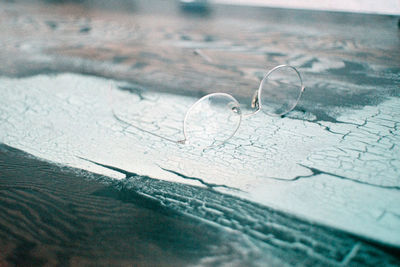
[0,145,230,266]
[0,0,400,266]
[1,144,399,266]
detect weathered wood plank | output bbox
[1,72,399,248]
[0,0,399,265]
[1,144,399,266]
[0,145,234,266]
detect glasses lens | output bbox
[259,65,303,116]
[183,93,242,147]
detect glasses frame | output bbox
[181,92,243,146]
[255,64,305,117]
[112,64,305,147]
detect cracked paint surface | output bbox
[4,144,399,266]
[0,73,399,247]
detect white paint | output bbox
[1,73,399,247]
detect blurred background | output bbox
[9,0,400,15]
[214,0,400,15]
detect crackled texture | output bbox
[0,1,399,264]
[1,144,400,266]
[1,72,399,248]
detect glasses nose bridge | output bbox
[240,89,261,119]
[251,89,259,110]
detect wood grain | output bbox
[1,144,400,266]
[0,0,399,265]
[0,145,229,266]
[0,0,398,123]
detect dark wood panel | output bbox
[0,145,230,266]
[1,144,399,266]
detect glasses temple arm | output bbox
[112,110,186,144]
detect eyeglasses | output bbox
[112,64,305,148]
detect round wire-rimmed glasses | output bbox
[112,64,305,148]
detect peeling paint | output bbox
[0,73,399,247]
